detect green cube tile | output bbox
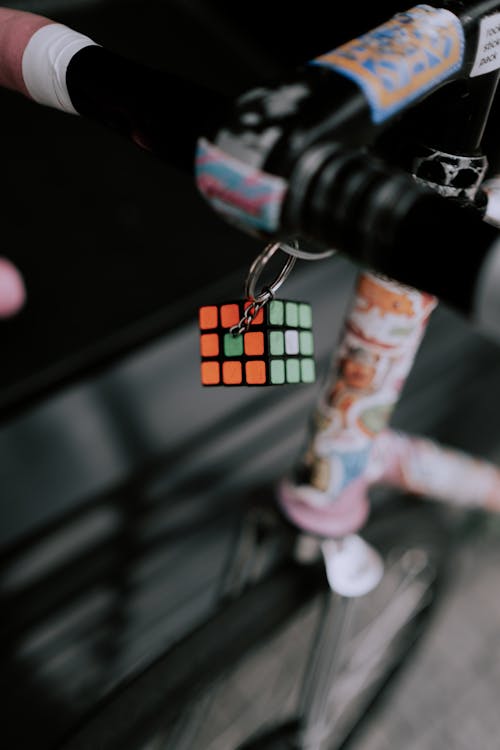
[269,331,285,355]
[286,359,301,383]
[224,333,243,357]
[285,302,298,327]
[299,331,314,356]
[301,358,316,383]
[270,359,285,384]
[299,303,312,329]
[269,300,284,325]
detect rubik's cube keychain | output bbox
[199,242,316,386]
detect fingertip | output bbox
[0,257,26,317]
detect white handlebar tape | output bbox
[22,23,97,114]
[0,9,97,113]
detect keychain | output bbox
[198,241,323,387]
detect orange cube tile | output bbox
[200,333,219,357]
[201,361,220,385]
[220,304,240,328]
[223,361,243,385]
[244,301,264,325]
[244,331,264,356]
[199,305,218,330]
[246,360,266,384]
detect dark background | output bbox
[2,3,500,748]
[3,0,491,418]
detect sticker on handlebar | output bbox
[470,11,500,77]
[310,4,464,124]
[195,138,287,235]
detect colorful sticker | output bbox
[195,138,287,235]
[412,149,488,200]
[371,430,500,511]
[470,11,500,77]
[294,272,437,502]
[310,5,464,123]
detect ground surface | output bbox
[354,516,500,750]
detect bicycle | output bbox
[3,3,500,750]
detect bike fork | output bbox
[295,531,384,750]
[298,592,354,750]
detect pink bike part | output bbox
[0,8,51,97]
[0,257,25,317]
[278,476,370,538]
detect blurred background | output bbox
[2,1,500,748]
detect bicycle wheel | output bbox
[188,495,452,750]
[60,493,451,750]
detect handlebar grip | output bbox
[0,8,97,112]
[281,141,500,325]
[0,7,229,171]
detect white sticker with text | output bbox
[471,12,500,77]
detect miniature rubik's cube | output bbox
[199,299,316,386]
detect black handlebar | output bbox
[3,3,500,336]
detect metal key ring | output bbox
[280,241,335,261]
[245,242,297,304]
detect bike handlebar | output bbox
[280,140,500,326]
[0,7,229,172]
[1,5,500,339]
